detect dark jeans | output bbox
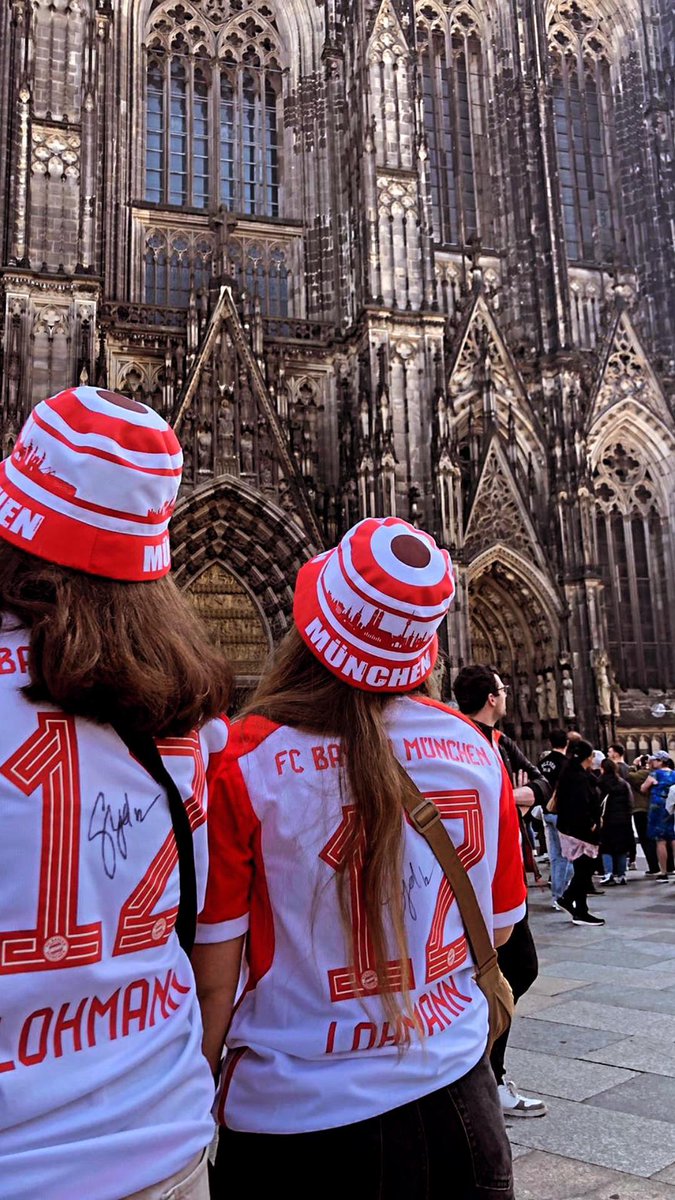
[633,810,661,873]
[211,1054,514,1200]
[490,915,538,1085]
[561,854,596,916]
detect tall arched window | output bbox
[142,1,287,311]
[144,2,283,217]
[548,5,616,263]
[417,3,490,247]
[593,441,669,689]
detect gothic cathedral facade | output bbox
[1,0,674,751]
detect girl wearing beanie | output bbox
[195,518,526,1200]
[556,739,606,925]
[0,387,231,1200]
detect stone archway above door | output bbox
[466,545,565,748]
[171,476,317,663]
[187,562,272,679]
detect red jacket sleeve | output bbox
[196,752,259,944]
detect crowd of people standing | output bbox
[532,733,675,925]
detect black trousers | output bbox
[211,1054,514,1200]
[561,854,596,916]
[490,915,538,1085]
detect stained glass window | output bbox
[418,20,488,247]
[145,52,281,218]
[550,36,615,262]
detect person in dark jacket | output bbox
[454,664,550,1120]
[599,758,634,885]
[607,744,636,867]
[557,740,605,926]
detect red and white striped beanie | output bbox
[0,386,182,580]
[294,517,455,693]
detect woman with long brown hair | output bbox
[0,386,231,1200]
[194,517,526,1199]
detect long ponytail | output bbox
[241,626,419,1033]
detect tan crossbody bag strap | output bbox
[397,764,497,976]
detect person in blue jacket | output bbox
[642,752,675,882]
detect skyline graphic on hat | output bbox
[294,517,456,693]
[0,386,183,580]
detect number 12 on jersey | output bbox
[320,790,484,1001]
[0,714,204,973]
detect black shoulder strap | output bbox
[113,724,197,958]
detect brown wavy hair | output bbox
[242,625,423,1035]
[0,542,232,736]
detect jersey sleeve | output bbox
[491,762,527,929]
[196,753,258,944]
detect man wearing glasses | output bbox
[453,665,551,1120]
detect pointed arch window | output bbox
[417,6,490,247]
[593,441,671,689]
[144,3,283,218]
[549,8,616,263]
[144,36,211,210]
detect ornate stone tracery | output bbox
[593,440,662,518]
[147,0,283,61]
[594,322,655,414]
[462,441,541,563]
[548,0,612,63]
[368,0,409,61]
[447,299,545,487]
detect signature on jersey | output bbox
[401,859,437,921]
[87,791,160,879]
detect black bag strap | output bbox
[113,724,197,957]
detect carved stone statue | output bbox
[240,427,254,475]
[197,423,212,474]
[359,397,370,440]
[517,674,531,720]
[593,651,613,716]
[535,673,547,721]
[217,398,234,449]
[561,670,576,720]
[380,389,391,436]
[545,671,559,721]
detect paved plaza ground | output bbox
[507,865,675,1199]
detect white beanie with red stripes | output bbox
[0,386,183,581]
[294,517,456,693]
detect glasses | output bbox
[493,686,510,695]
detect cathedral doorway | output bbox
[187,563,271,685]
[170,476,316,705]
[466,548,564,755]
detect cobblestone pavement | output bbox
[508,864,675,1199]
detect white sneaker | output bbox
[551,900,563,911]
[498,1080,548,1118]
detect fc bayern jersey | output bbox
[0,619,228,1200]
[198,694,526,1133]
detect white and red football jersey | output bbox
[0,618,228,1200]
[198,694,526,1133]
